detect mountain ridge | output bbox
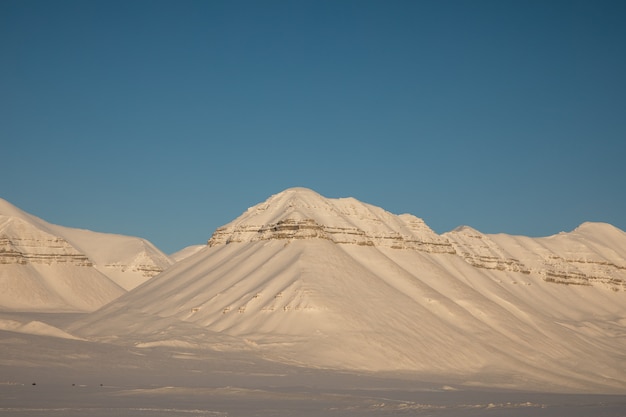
[69,188,626,393]
[0,198,173,311]
[207,188,626,290]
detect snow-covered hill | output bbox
[71,188,626,393]
[0,198,173,311]
[170,244,206,262]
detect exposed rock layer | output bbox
[0,199,173,310]
[208,188,626,291]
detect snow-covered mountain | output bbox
[71,188,626,393]
[170,244,206,262]
[445,223,626,289]
[0,198,173,311]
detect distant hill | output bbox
[0,198,173,311]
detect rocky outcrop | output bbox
[103,251,169,278]
[540,257,626,290]
[209,217,456,253]
[446,225,626,291]
[444,226,531,274]
[102,263,165,278]
[208,188,454,254]
[0,218,92,266]
[207,189,626,291]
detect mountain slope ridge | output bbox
[70,187,626,393]
[0,198,173,311]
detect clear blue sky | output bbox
[2,0,625,254]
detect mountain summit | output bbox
[209,187,453,252]
[72,188,626,393]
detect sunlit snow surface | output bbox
[2,188,626,415]
[1,314,625,417]
[63,189,626,394]
[0,197,173,311]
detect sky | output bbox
[2,0,625,254]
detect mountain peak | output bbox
[573,221,625,236]
[0,198,38,224]
[275,186,321,196]
[207,188,453,252]
[447,225,483,236]
[242,187,332,222]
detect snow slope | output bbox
[71,188,626,393]
[445,223,626,290]
[0,198,173,311]
[170,244,206,262]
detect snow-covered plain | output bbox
[1,313,626,416]
[1,188,626,415]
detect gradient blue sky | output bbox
[2,0,625,253]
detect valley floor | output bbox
[1,312,625,417]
